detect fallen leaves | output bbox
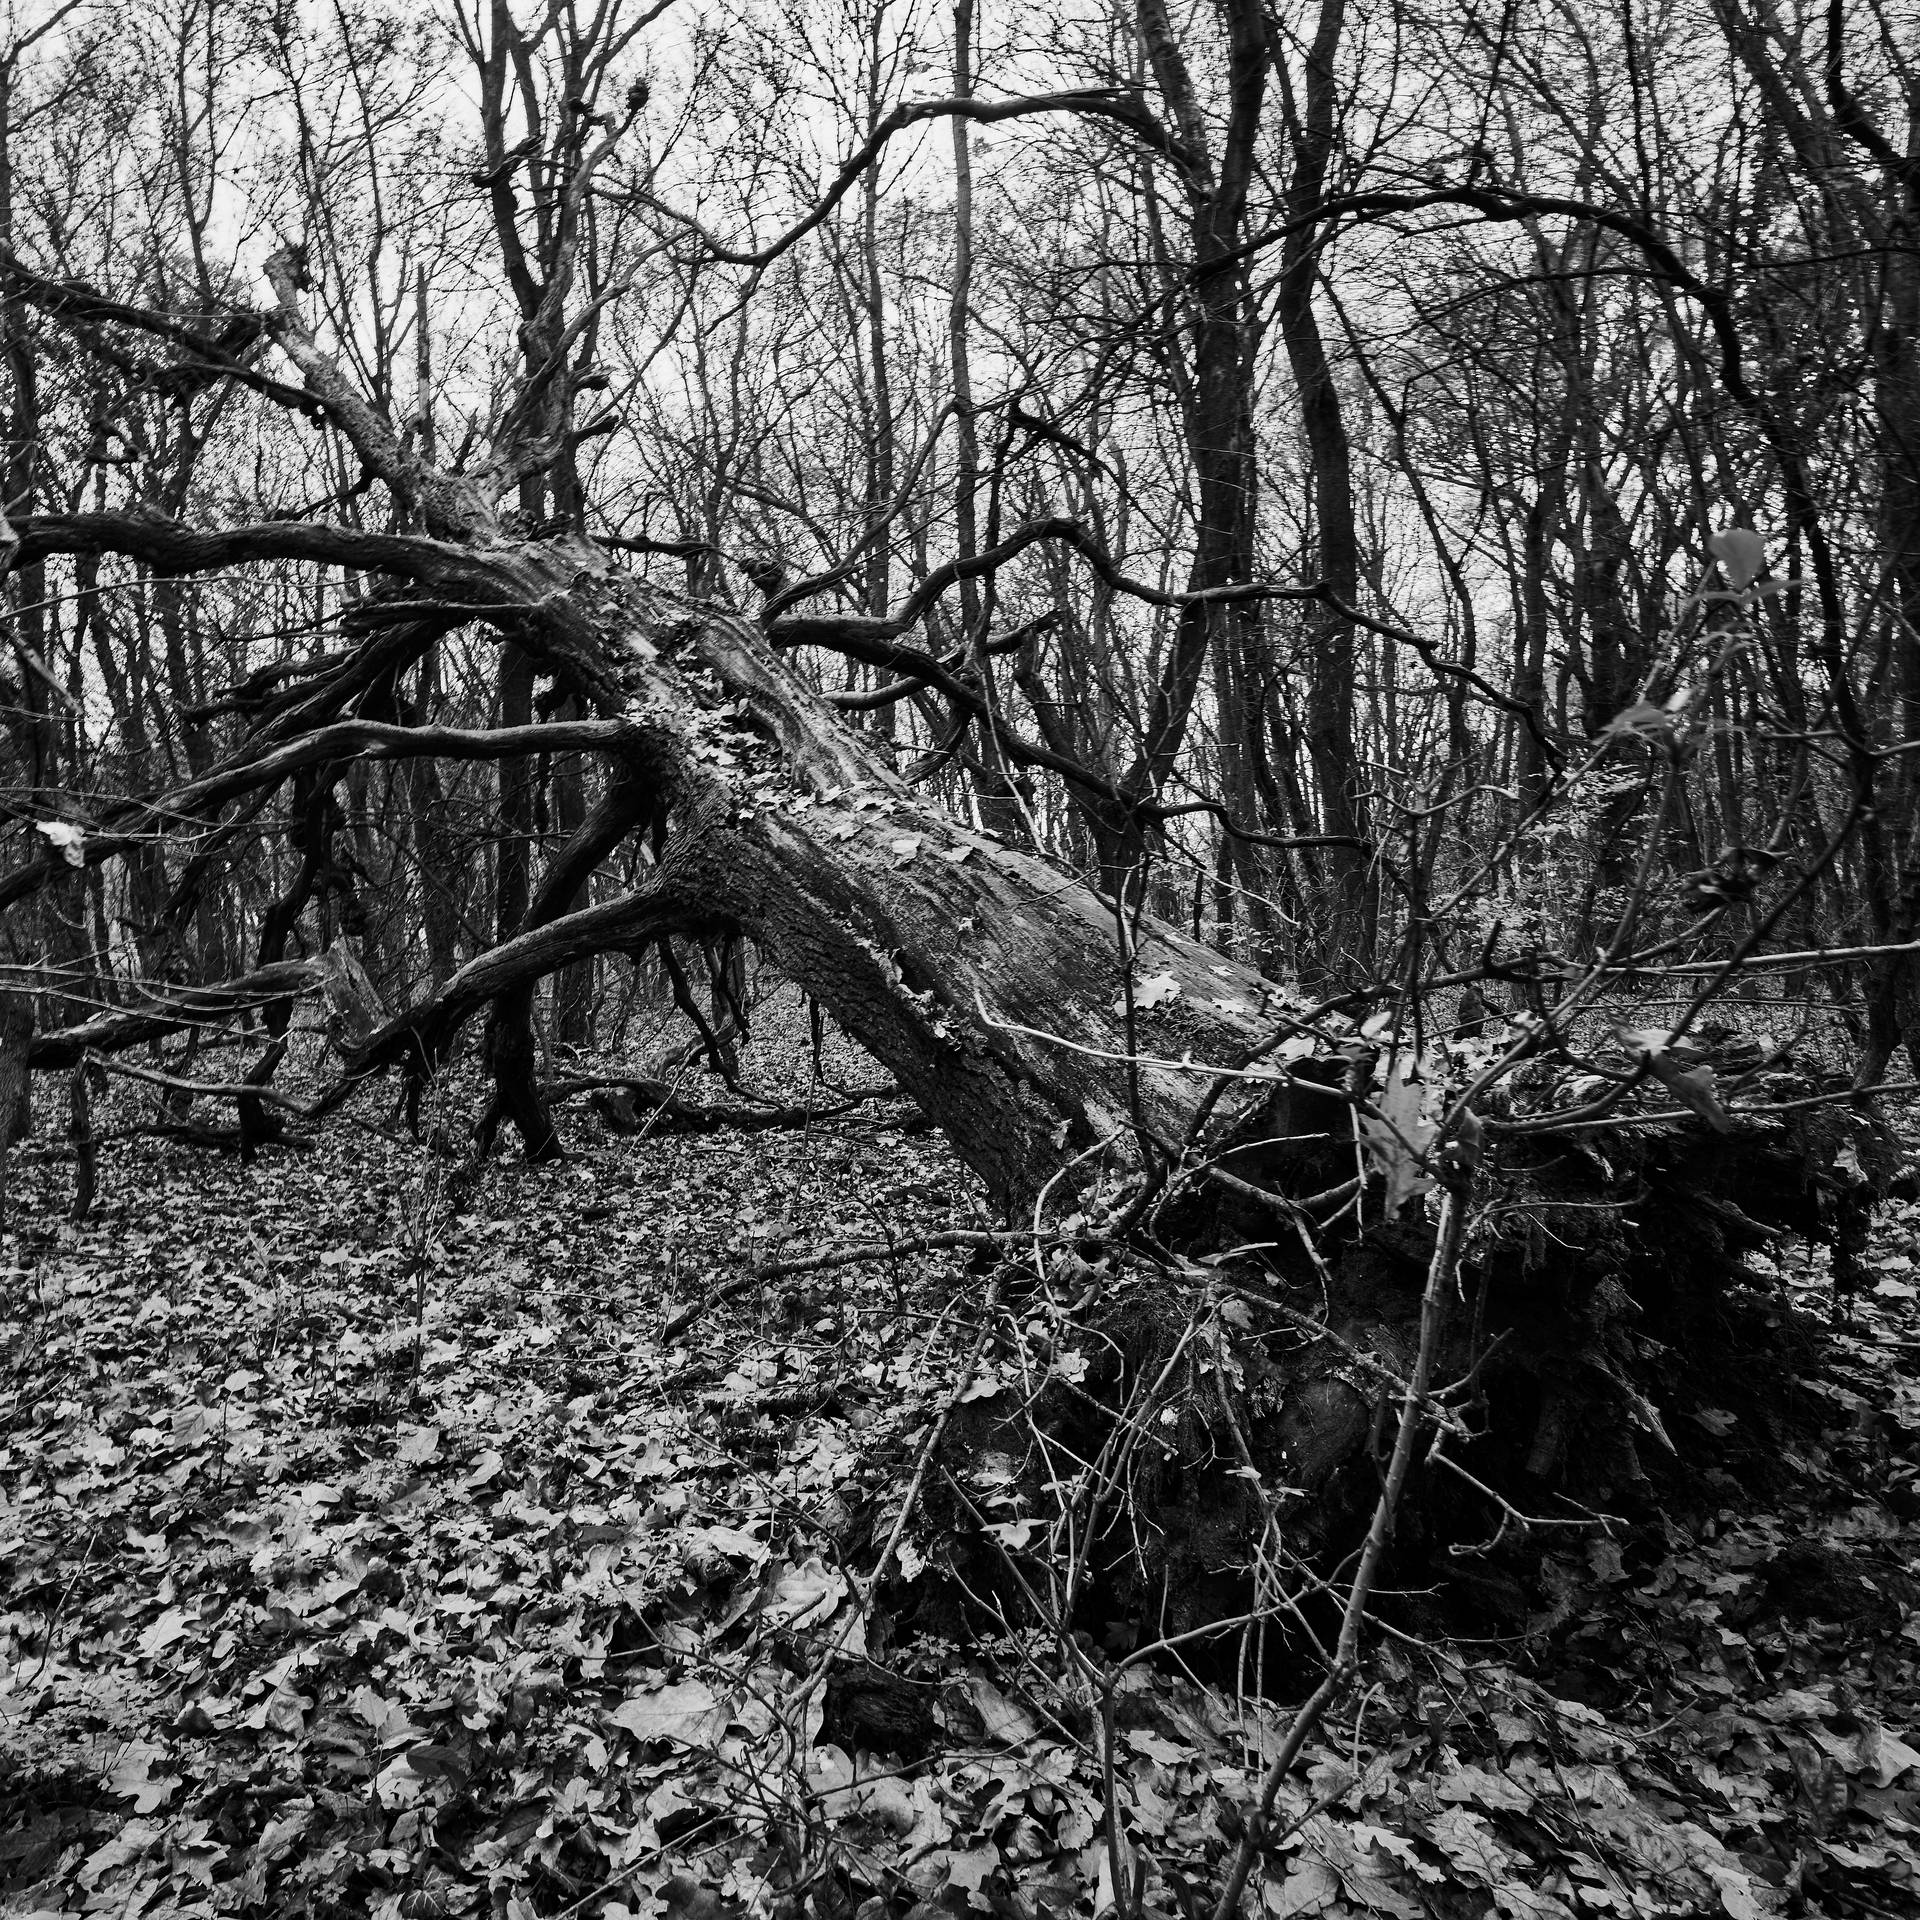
[1114,969,1181,1016]
[605,1680,728,1750]
[1358,1071,1435,1217]
[1,1007,1918,1920]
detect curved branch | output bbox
[26,962,324,1069]
[768,611,1130,804]
[1219,184,1756,405]
[0,247,324,420]
[823,615,1055,710]
[340,873,711,1080]
[771,514,1545,750]
[1,247,263,356]
[629,91,1198,270]
[0,716,662,912]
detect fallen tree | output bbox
[0,222,1900,1754]
[8,15,1920,1913]
[10,350,1891,1475]
[5,252,1888,1203]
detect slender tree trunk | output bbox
[1275,0,1370,974]
[551,694,595,1050]
[486,637,558,1153]
[407,267,461,992]
[0,56,90,1041]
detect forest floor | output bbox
[2,991,1918,1920]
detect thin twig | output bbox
[1208,1179,1471,1920]
[660,1230,1012,1339]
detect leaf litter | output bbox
[1,1002,1917,1920]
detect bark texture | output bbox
[474,537,1280,1208]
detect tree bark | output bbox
[549,693,596,1050]
[1275,0,1370,973]
[249,531,1275,1207]
[489,642,557,1152]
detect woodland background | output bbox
[1,0,1919,1916]
[2,0,1916,1043]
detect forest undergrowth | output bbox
[2,998,1918,1920]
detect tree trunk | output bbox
[487,642,559,1153]
[247,531,1874,1574]
[305,533,1275,1206]
[0,985,30,1230]
[1275,0,1371,975]
[550,693,595,1051]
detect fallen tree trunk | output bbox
[8,518,1296,1207]
[295,543,1887,1594]
[8,271,1889,1646]
[180,525,1288,1204]
[17,512,1881,1247]
[1,264,1352,1208]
